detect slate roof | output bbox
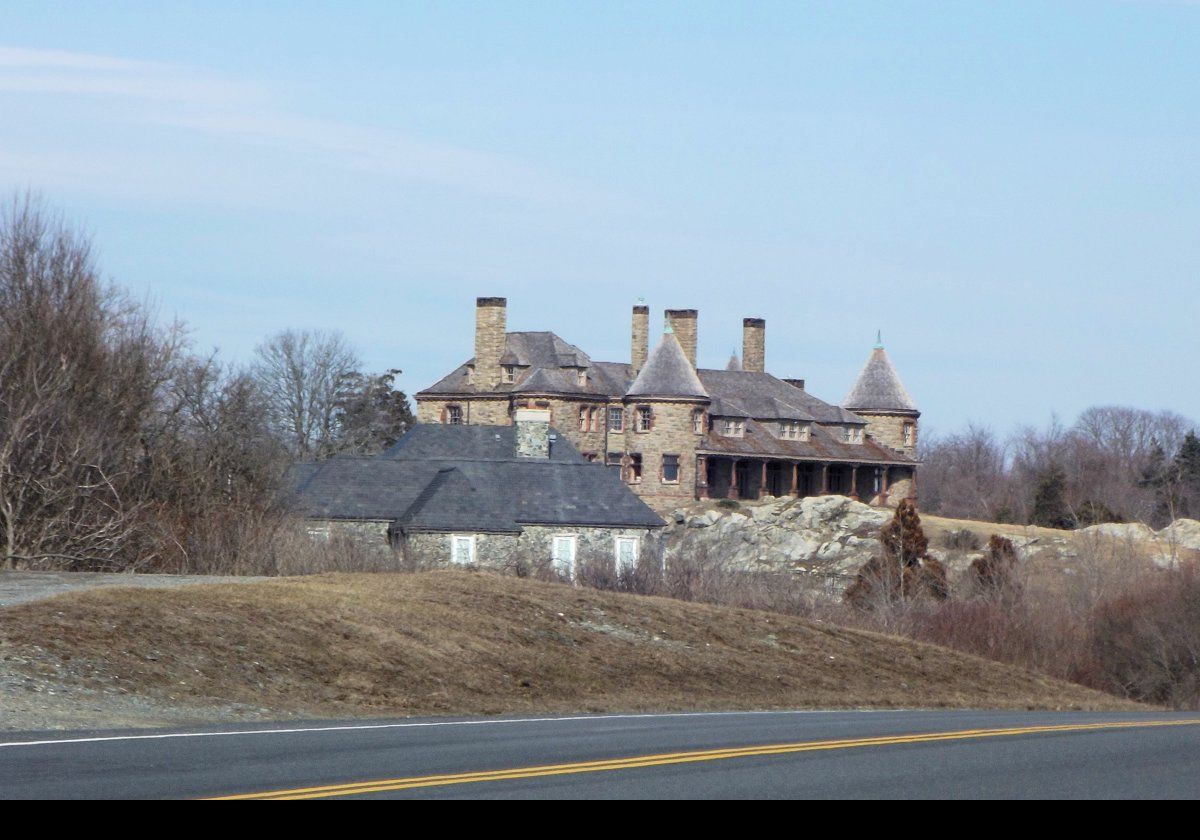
[843,346,918,414]
[417,331,606,397]
[698,418,912,465]
[697,369,862,425]
[625,333,709,400]
[288,424,665,532]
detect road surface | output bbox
[2,710,1198,799]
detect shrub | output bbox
[941,528,982,551]
[716,499,740,510]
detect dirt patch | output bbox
[0,570,1139,729]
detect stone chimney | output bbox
[631,304,649,378]
[513,408,551,458]
[742,317,765,373]
[473,296,507,389]
[665,309,698,369]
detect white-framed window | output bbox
[903,423,915,447]
[306,525,331,541]
[636,406,652,432]
[552,535,577,580]
[615,537,639,574]
[609,407,624,432]
[721,419,745,437]
[446,405,464,425]
[502,365,516,384]
[451,534,476,565]
[577,369,587,387]
[692,409,705,434]
[780,420,802,440]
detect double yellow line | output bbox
[211,719,1200,799]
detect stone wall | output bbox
[303,519,399,565]
[860,412,919,457]
[400,525,665,579]
[622,398,705,509]
[416,397,511,426]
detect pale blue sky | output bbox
[2,1,1197,433]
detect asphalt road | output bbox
[2,710,1199,799]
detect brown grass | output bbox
[0,570,1140,717]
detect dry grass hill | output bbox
[0,570,1138,728]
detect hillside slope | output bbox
[0,570,1137,726]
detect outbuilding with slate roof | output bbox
[287,411,666,577]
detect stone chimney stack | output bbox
[513,408,551,458]
[473,296,507,389]
[665,309,698,369]
[631,304,649,378]
[742,317,765,373]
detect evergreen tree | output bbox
[1031,462,1073,529]
[324,368,416,457]
[1171,430,1200,518]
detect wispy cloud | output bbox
[0,45,589,206]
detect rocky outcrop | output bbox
[667,495,889,575]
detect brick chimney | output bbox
[513,408,551,458]
[473,296,506,389]
[631,304,649,377]
[742,317,765,373]
[665,309,698,369]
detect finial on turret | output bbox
[664,317,674,335]
[874,329,884,350]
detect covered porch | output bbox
[696,455,914,504]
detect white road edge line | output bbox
[0,709,891,749]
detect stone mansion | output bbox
[415,297,920,511]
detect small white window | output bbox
[451,535,476,565]
[615,537,639,574]
[552,535,577,580]
[903,423,915,446]
[502,365,516,384]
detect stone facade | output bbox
[857,412,919,457]
[399,525,665,579]
[620,398,705,507]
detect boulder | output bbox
[1078,522,1155,541]
[1158,519,1200,552]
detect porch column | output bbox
[882,466,891,493]
[759,461,768,499]
[790,462,799,497]
[820,463,829,495]
[696,455,709,499]
[849,464,860,501]
[727,459,740,500]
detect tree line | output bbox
[0,194,413,572]
[919,407,1200,528]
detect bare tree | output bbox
[0,194,177,568]
[252,329,361,458]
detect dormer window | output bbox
[577,369,587,387]
[843,426,863,444]
[446,405,463,425]
[466,367,475,385]
[780,420,802,440]
[502,365,516,384]
[721,419,745,438]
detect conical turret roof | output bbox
[844,343,917,413]
[626,332,709,400]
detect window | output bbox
[606,451,623,467]
[552,535,577,580]
[661,454,680,483]
[577,369,587,387]
[579,406,589,432]
[609,407,624,432]
[615,537,639,575]
[780,421,801,440]
[801,424,811,442]
[446,405,463,425]
[692,409,705,435]
[903,423,915,447]
[583,452,599,462]
[636,406,652,432]
[721,419,745,437]
[843,427,863,444]
[628,453,643,483]
[502,365,516,384]
[451,535,475,565]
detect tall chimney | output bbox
[665,309,698,369]
[513,408,551,458]
[473,296,507,389]
[631,304,649,377]
[742,317,765,373]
